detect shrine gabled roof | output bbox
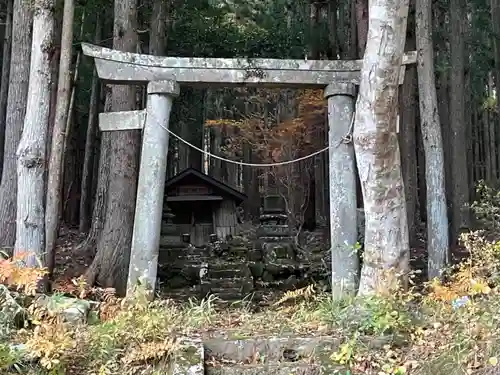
[165,168,247,204]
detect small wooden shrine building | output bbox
[163,168,247,246]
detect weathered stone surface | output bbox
[0,285,26,331]
[227,246,248,258]
[7,343,36,363]
[82,43,416,87]
[159,230,183,247]
[246,249,263,262]
[205,364,327,375]
[208,277,253,290]
[161,287,201,301]
[263,243,295,262]
[325,82,359,298]
[99,109,146,131]
[127,80,179,298]
[255,276,298,290]
[158,246,208,262]
[248,262,264,279]
[256,225,291,238]
[171,341,204,375]
[209,288,252,301]
[207,267,246,280]
[204,336,340,363]
[34,295,96,324]
[472,367,500,375]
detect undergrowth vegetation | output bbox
[2,183,500,374]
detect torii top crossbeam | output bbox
[81,43,416,88]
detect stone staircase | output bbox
[174,335,344,375]
[157,243,257,302]
[170,335,346,374]
[202,261,254,302]
[157,241,327,304]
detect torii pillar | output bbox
[126,80,179,297]
[324,82,358,298]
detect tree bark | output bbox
[398,0,419,248]
[488,74,497,180]
[0,0,32,252]
[416,0,450,279]
[85,0,140,295]
[353,0,410,295]
[177,89,204,172]
[78,87,112,255]
[327,0,339,59]
[355,0,369,57]
[79,15,102,233]
[309,1,327,228]
[149,0,171,56]
[45,0,75,274]
[14,0,55,266]
[0,0,12,176]
[46,2,63,154]
[63,11,84,157]
[149,0,174,178]
[434,4,450,226]
[449,0,469,242]
[492,0,500,137]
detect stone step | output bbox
[204,277,253,290]
[254,278,298,291]
[204,336,339,364]
[208,267,246,279]
[160,287,200,300]
[208,287,251,301]
[205,363,330,375]
[207,262,252,279]
[158,246,210,263]
[246,249,263,262]
[226,246,249,258]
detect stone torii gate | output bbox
[81,43,417,297]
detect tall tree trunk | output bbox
[488,73,497,180]
[434,3,450,227]
[354,0,410,295]
[81,11,113,239]
[210,125,223,180]
[355,0,369,57]
[349,0,358,59]
[449,0,469,242]
[45,0,75,274]
[79,15,102,233]
[0,0,32,252]
[416,0,449,279]
[86,0,139,295]
[353,0,369,211]
[61,13,84,227]
[492,0,500,133]
[177,89,204,172]
[149,0,174,178]
[327,0,339,58]
[149,0,171,56]
[399,0,419,248]
[46,3,63,154]
[78,87,111,255]
[309,1,320,59]
[0,0,12,176]
[14,0,55,266]
[310,0,326,228]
